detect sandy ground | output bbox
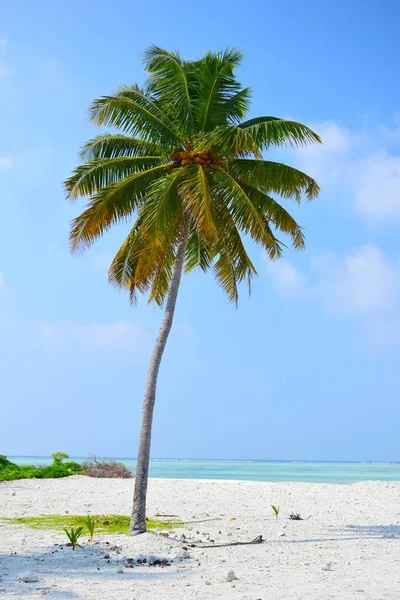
[0,476,400,599]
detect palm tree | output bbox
[65,46,321,535]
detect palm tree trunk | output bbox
[129,214,191,535]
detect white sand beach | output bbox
[1,476,400,599]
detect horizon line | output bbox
[6,455,400,464]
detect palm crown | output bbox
[65,46,321,305]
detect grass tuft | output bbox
[0,514,182,534]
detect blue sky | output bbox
[1,0,400,461]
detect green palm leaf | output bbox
[230,159,320,201]
[238,116,321,148]
[191,48,250,131]
[80,134,162,160]
[70,164,167,252]
[144,45,193,137]
[65,156,164,201]
[89,86,182,146]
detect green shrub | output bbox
[0,455,19,470]
[51,452,70,464]
[0,453,82,482]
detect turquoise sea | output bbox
[9,457,400,483]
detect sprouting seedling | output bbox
[271,505,280,520]
[63,526,83,550]
[84,515,95,542]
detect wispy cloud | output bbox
[40,320,148,350]
[0,155,14,170]
[265,244,400,346]
[294,120,400,223]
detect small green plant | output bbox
[51,452,69,464]
[63,526,83,550]
[85,515,95,542]
[271,505,280,519]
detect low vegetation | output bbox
[81,456,133,478]
[0,453,81,481]
[271,505,280,519]
[1,514,182,534]
[63,526,83,550]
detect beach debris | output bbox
[278,531,286,537]
[103,553,110,559]
[126,554,172,567]
[225,570,238,582]
[18,572,39,583]
[159,531,169,538]
[205,580,211,585]
[81,456,133,479]
[322,562,333,571]
[189,534,264,549]
[289,512,303,520]
[230,517,236,521]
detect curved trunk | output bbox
[129,215,191,535]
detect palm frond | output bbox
[211,166,283,256]
[144,45,193,137]
[185,228,215,273]
[191,48,249,131]
[65,156,164,201]
[89,85,182,146]
[79,134,162,161]
[195,124,262,158]
[213,250,239,304]
[212,199,257,299]
[238,117,321,148]
[181,164,216,238]
[230,159,320,201]
[139,168,186,241]
[69,164,167,252]
[240,182,305,249]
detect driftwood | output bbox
[181,517,222,524]
[188,535,264,549]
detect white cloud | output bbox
[40,320,148,350]
[265,245,400,346]
[266,258,308,296]
[311,245,399,314]
[294,120,400,222]
[0,155,14,170]
[354,152,400,221]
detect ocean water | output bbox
[9,457,400,483]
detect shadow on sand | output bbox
[0,544,182,599]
